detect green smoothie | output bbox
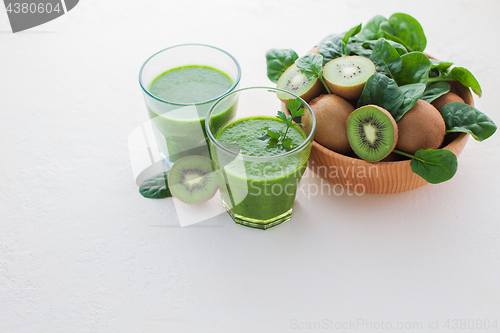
[213,116,308,227]
[147,65,236,162]
[150,65,233,104]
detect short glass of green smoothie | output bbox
[206,87,316,230]
[139,44,241,166]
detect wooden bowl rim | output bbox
[311,132,469,167]
[309,77,474,169]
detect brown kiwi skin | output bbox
[431,92,465,111]
[323,56,376,100]
[303,94,354,155]
[277,64,326,104]
[395,99,446,155]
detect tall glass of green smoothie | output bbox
[206,87,316,230]
[139,44,241,166]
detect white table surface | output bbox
[1,0,500,332]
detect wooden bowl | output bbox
[306,82,474,194]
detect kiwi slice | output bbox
[168,155,218,204]
[346,105,398,162]
[276,64,324,103]
[323,56,376,100]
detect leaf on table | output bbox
[139,172,172,199]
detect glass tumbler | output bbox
[206,87,316,230]
[139,44,241,166]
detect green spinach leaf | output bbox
[450,67,482,97]
[341,23,362,56]
[295,53,331,94]
[395,83,426,121]
[387,13,427,52]
[318,34,343,65]
[358,73,404,115]
[370,38,402,79]
[139,172,172,199]
[265,49,299,83]
[440,102,497,141]
[357,15,387,40]
[378,22,410,50]
[430,59,453,71]
[421,81,450,103]
[360,39,408,56]
[409,149,458,184]
[377,13,426,52]
[295,54,324,80]
[347,42,374,57]
[393,52,431,86]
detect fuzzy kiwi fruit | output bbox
[431,92,464,111]
[168,155,218,204]
[276,64,325,103]
[346,105,398,162]
[323,56,376,100]
[395,99,446,155]
[303,94,354,154]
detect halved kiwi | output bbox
[168,155,218,204]
[346,105,398,162]
[323,56,376,100]
[276,64,325,103]
[396,100,445,155]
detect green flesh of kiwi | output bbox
[276,64,323,102]
[168,155,218,204]
[346,105,398,162]
[323,56,376,100]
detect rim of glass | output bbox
[205,86,316,160]
[139,43,242,106]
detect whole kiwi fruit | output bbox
[431,92,465,111]
[303,94,354,154]
[396,99,446,155]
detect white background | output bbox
[1,0,500,332]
